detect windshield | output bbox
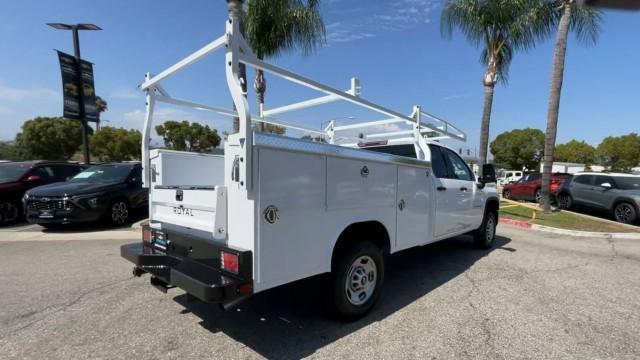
[0,163,30,182]
[69,164,133,183]
[614,177,640,190]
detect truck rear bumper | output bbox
[121,241,253,304]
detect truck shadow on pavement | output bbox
[173,235,512,359]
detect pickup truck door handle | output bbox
[460,187,468,192]
[437,186,447,191]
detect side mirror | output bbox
[25,175,41,182]
[479,164,497,184]
[601,182,612,189]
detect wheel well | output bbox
[486,198,499,215]
[331,221,390,268]
[613,199,638,213]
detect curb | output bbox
[499,218,640,239]
[499,218,532,229]
[131,219,149,231]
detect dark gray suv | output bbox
[557,173,640,224]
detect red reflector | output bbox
[238,283,253,295]
[142,228,152,242]
[221,251,239,274]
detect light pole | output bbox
[47,23,101,164]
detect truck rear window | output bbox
[362,144,417,159]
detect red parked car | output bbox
[0,161,86,225]
[502,172,572,203]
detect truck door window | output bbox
[442,148,473,181]
[428,145,448,178]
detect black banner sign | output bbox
[57,51,99,122]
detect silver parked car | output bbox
[557,172,640,224]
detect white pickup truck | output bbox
[121,17,499,320]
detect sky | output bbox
[0,0,639,153]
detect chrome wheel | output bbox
[111,201,129,225]
[0,202,19,224]
[614,203,636,224]
[485,214,496,244]
[503,190,511,200]
[345,255,377,306]
[535,189,542,204]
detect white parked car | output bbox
[498,170,523,186]
[121,18,500,320]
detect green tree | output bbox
[263,123,287,135]
[597,134,640,173]
[554,140,596,165]
[229,0,325,133]
[489,128,545,170]
[155,121,221,152]
[96,96,108,113]
[441,0,554,172]
[541,0,601,212]
[0,141,21,161]
[301,134,327,142]
[90,127,142,162]
[15,117,88,160]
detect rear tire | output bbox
[474,211,497,249]
[503,189,512,200]
[534,189,542,204]
[557,193,573,210]
[328,241,385,321]
[613,202,637,224]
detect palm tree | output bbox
[245,0,325,132]
[441,0,555,173]
[540,0,601,212]
[95,96,108,131]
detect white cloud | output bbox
[325,0,440,44]
[110,88,141,100]
[0,105,13,116]
[0,82,60,103]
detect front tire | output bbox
[0,201,21,225]
[474,211,497,249]
[534,189,542,204]
[329,241,385,321]
[614,202,637,224]
[503,189,512,200]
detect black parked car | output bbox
[0,161,86,225]
[24,163,148,227]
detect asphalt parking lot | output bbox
[1,225,639,360]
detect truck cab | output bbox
[357,139,497,241]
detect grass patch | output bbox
[500,201,640,233]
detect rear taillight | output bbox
[142,227,152,243]
[221,251,239,274]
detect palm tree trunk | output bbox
[255,67,266,132]
[479,67,497,174]
[228,0,247,134]
[541,1,573,213]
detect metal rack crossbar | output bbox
[138,16,466,189]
